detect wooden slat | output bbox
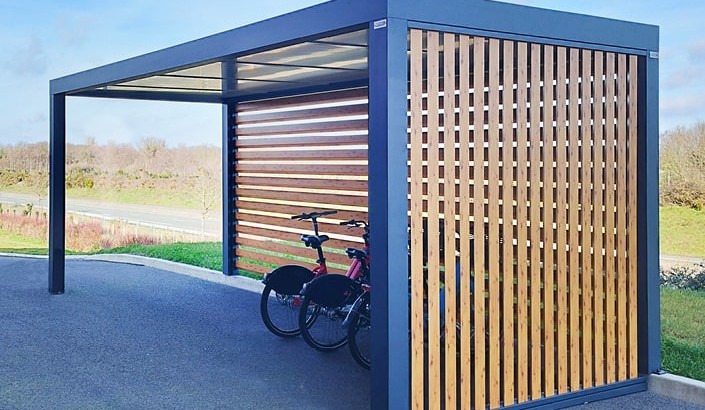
[237,87,368,112]
[236,248,346,274]
[235,236,353,267]
[616,53,629,382]
[627,55,639,379]
[604,52,617,384]
[409,28,425,410]
[426,30,442,409]
[237,118,368,137]
[458,33,473,409]
[235,163,368,177]
[542,44,556,399]
[487,37,502,409]
[236,148,368,161]
[529,43,543,401]
[554,45,569,395]
[514,40,529,404]
[592,50,606,388]
[568,48,581,392]
[237,103,367,125]
[235,260,270,275]
[443,32,458,410]
[235,134,368,148]
[235,176,368,192]
[236,212,363,238]
[236,225,359,251]
[580,48,595,389]
[235,199,369,223]
[501,39,517,407]
[236,188,366,209]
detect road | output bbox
[0,191,222,238]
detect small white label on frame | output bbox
[374,19,387,29]
[649,51,659,59]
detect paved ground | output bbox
[0,256,369,409]
[1,255,703,410]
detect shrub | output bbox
[661,262,705,292]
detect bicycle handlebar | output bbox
[290,210,337,220]
[339,219,368,229]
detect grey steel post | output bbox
[49,93,66,294]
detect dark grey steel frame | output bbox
[48,1,659,408]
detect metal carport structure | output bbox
[49,1,659,408]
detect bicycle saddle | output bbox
[345,247,367,261]
[301,234,329,249]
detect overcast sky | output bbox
[0,0,702,147]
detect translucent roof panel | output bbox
[92,29,368,101]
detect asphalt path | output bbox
[0,255,370,409]
[0,191,221,238]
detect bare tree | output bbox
[189,167,220,238]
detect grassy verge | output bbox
[661,287,705,381]
[660,206,705,258]
[98,242,223,272]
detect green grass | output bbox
[660,206,705,258]
[661,288,705,381]
[98,242,223,271]
[0,230,47,253]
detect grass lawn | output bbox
[0,230,47,254]
[660,206,705,258]
[660,288,705,382]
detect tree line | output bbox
[660,121,705,210]
[0,138,221,233]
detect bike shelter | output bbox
[49,1,660,409]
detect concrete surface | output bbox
[649,373,705,406]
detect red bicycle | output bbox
[259,210,337,338]
[298,220,369,351]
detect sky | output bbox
[0,0,702,147]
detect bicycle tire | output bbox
[298,294,348,351]
[347,292,371,369]
[260,283,304,338]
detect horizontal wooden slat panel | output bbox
[236,225,362,251]
[236,148,368,161]
[237,212,365,238]
[236,134,368,148]
[235,199,369,222]
[236,118,368,137]
[236,248,350,274]
[236,176,368,192]
[236,236,353,267]
[236,188,367,208]
[237,103,368,125]
[237,87,368,112]
[236,163,367,177]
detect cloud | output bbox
[5,36,47,76]
[689,40,705,62]
[56,14,94,47]
[661,93,704,118]
[663,64,705,88]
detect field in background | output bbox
[660,206,705,258]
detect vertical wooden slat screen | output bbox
[407,28,640,409]
[233,88,368,275]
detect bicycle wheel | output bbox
[299,294,349,351]
[260,283,304,337]
[347,292,371,369]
